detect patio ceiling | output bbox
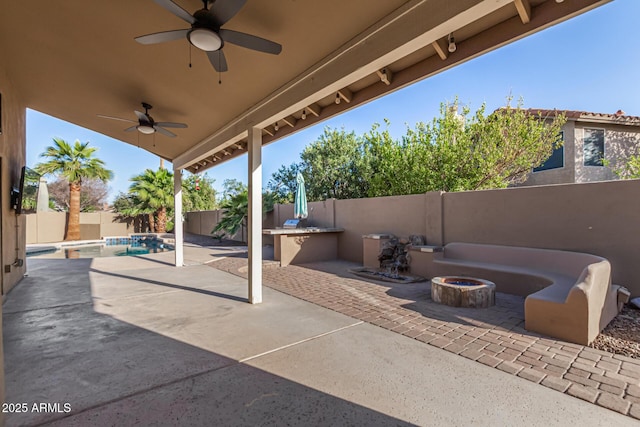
[1,0,610,173]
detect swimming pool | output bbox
[28,238,173,259]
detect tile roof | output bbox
[525,109,640,126]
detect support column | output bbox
[248,127,263,304]
[173,168,184,267]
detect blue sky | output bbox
[26,0,640,201]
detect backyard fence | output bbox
[187,179,640,296]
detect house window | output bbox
[534,131,564,172]
[584,128,605,166]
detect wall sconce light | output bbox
[448,33,456,53]
[448,33,458,53]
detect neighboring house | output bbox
[521,109,640,186]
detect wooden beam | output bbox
[282,115,297,127]
[263,126,274,137]
[432,39,448,60]
[376,68,393,85]
[514,0,531,24]
[305,103,321,117]
[337,87,353,103]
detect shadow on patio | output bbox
[3,258,411,426]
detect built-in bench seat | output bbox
[427,242,626,345]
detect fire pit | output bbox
[430,276,495,308]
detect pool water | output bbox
[29,242,173,259]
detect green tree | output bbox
[366,98,566,194]
[182,173,217,213]
[212,180,276,241]
[112,192,152,232]
[35,138,113,240]
[608,154,640,179]
[212,185,248,240]
[129,168,174,233]
[299,127,369,201]
[266,163,302,204]
[219,178,246,201]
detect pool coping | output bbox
[26,234,175,256]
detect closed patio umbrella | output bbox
[36,177,50,212]
[294,172,308,219]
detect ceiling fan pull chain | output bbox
[189,43,192,68]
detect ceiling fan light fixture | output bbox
[188,28,222,51]
[137,124,155,135]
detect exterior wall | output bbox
[186,180,640,296]
[335,194,429,263]
[524,121,576,186]
[0,64,27,424]
[1,70,27,294]
[184,210,246,242]
[25,212,134,243]
[575,124,640,183]
[523,120,640,186]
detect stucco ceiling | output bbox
[0,0,610,172]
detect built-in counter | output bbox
[263,228,344,266]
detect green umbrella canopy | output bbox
[294,172,308,219]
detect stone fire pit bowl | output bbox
[430,276,495,308]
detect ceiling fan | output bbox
[135,0,282,72]
[97,102,188,137]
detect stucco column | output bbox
[248,127,263,304]
[173,168,184,267]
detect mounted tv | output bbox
[11,166,39,214]
[10,166,25,214]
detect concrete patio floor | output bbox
[4,243,636,426]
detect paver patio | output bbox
[4,238,637,425]
[212,254,640,419]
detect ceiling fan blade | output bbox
[124,126,138,132]
[219,29,282,55]
[153,0,195,24]
[154,126,177,138]
[135,29,189,45]
[155,122,188,128]
[97,114,135,123]
[207,50,228,72]
[134,110,150,122]
[209,0,247,27]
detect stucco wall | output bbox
[0,69,27,295]
[442,180,640,296]
[335,194,428,262]
[25,212,133,243]
[522,121,640,186]
[186,180,640,295]
[184,210,245,242]
[0,64,27,423]
[524,121,576,186]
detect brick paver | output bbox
[210,257,640,419]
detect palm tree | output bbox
[212,189,248,241]
[129,168,174,233]
[35,138,113,240]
